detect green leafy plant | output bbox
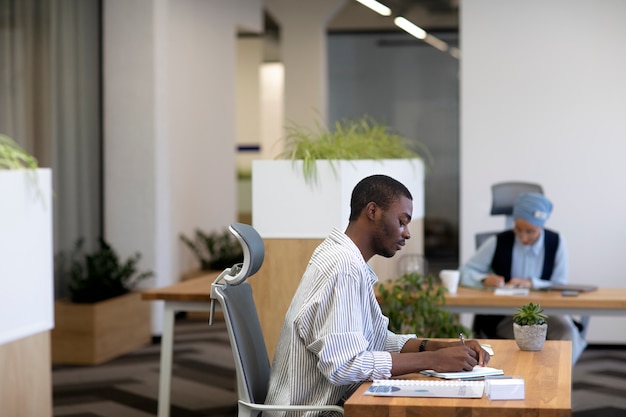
[513,302,548,326]
[180,228,244,271]
[377,271,471,338]
[0,133,38,169]
[277,115,432,184]
[66,238,153,303]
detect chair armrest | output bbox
[239,399,344,415]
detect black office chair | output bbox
[209,222,344,417]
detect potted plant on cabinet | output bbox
[51,238,153,365]
[253,115,431,277]
[512,302,548,351]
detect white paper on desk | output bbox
[494,288,530,296]
[421,365,504,380]
[485,378,525,400]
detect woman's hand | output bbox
[482,274,505,287]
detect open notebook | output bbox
[421,365,504,380]
[365,379,484,398]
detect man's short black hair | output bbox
[349,174,412,221]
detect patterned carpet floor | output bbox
[52,316,626,417]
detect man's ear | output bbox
[365,202,377,222]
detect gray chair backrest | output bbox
[475,181,544,248]
[490,181,543,215]
[475,231,497,249]
[218,281,270,406]
[210,222,269,409]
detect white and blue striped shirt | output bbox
[265,229,415,416]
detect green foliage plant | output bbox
[180,228,244,271]
[513,302,548,326]
[277,116,433,185]
[0,133,47,206]
[67,238,154,303]
[377,271,472,338]
[0,133,38,169]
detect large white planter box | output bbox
[0,169,53,345]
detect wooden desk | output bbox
[443,287,626,316]
[345,339,572,417]
[141,271,219,417]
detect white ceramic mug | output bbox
[439,269,460,295]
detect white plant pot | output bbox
[513,322,547,351]
[0,169,53,345]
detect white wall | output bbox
[104,0,262,334]
[461,0,626,343]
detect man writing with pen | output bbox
[264,175,490,417]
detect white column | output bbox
[104,0,262,334]
[265,0,347,131]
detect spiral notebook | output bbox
[364,379,485,398]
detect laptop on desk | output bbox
[542,284,599,293]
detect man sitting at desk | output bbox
[265,174,490,416]
[460,192,586,364]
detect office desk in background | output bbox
[443,286,626,316]
[141,272,219,417]
[345,339,572,417]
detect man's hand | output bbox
[427,339,490,372]
[429,345,478,372]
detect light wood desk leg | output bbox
[158,303,176,417]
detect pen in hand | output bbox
[459,332,466,346]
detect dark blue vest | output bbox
[472,229,560,338]
[491,229,560,282]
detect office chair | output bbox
[209,222,344,417]
[474,181,544,248]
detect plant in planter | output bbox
[52,238,154,365]
[277,115,433,184]
[512,302,548,351]
[66,237,153,303]
[0,133,38,169]
[180,228,244,271]
[377,271,472,338]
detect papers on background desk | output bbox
[365,379,485,398]
[494,287,530,296]
[421,365,504,380]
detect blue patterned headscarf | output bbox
[512,192,553,227]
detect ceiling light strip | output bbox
[354,0,391,16]
[393,16,426,40]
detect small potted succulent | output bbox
[513,302,548,351]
